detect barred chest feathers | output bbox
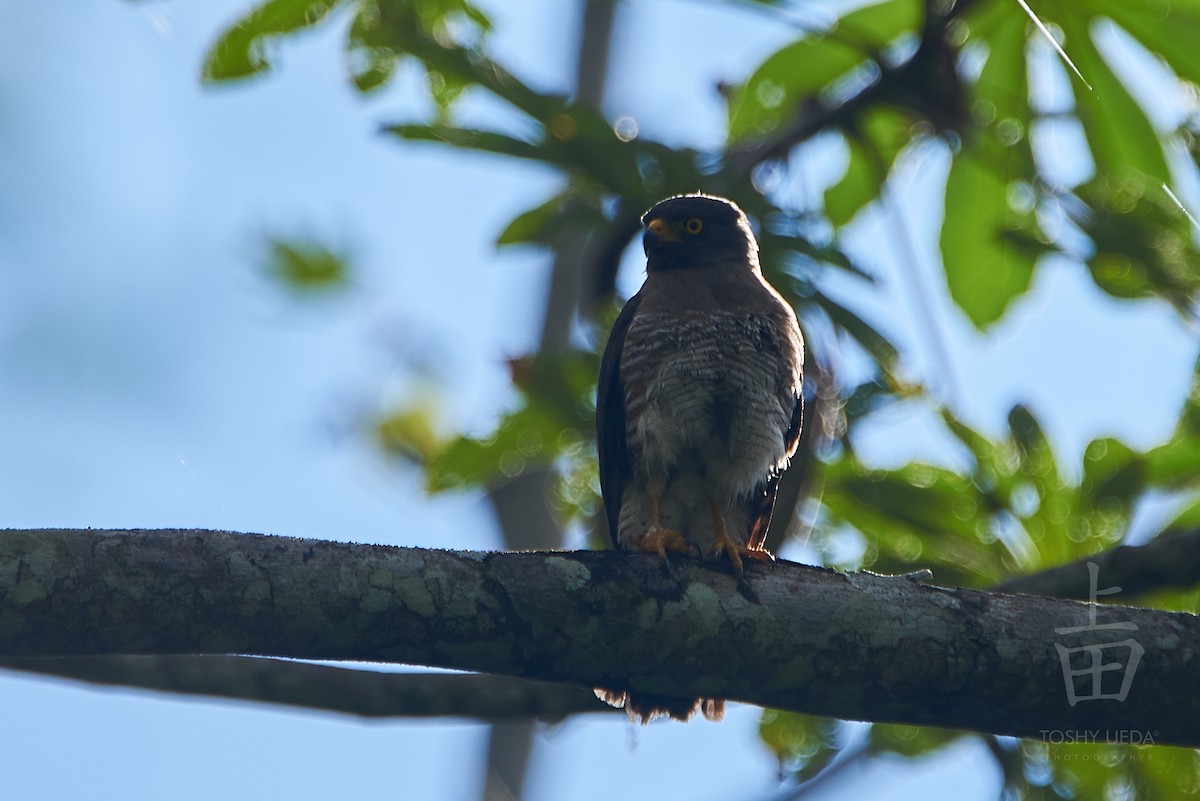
[617,299,800,550]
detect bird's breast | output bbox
[621,309,795,492]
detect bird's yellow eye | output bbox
[685,218,703,235]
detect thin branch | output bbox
[992,527,1200,600]
[2,528,1198,746]
[0,656,610,720]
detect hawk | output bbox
[595,193,804,723]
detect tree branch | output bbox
[0,656,610,720]
[2,528,1198,745]
[992,528,1200,600]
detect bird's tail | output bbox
[594,688,725,723]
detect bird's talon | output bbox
[636,527,695,562]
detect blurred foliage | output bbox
[203,0,1200,796]
[1004,740,1200,800]
[261,237,352,293]
[869,723,961,758]
[819,402,1150,586]
[760,710,842,780]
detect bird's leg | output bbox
[634,485,696,566]
[708,498,774,581]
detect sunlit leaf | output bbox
[384,348,597,493]
[1146,435,1200,490]
[262,238,351,292]
[1057,10,1170,185]
[971,10,1032,128]
[824,105,914,227]
[1017,740,1200,800]
[727,0,922,143]
[1136,583,1200,615]
[807,289,900,369]
[423,403,568,491]
[759,711,842,780]
[841,377,904,422]
[495,191,603,249]
[425,65,471,121]
[836,0,922,49]
[728,39,865,144]
[385,124,543,161]
[1077,436,1144,543]
[941,147,1048,328]
[203,0,342,83]
[1068,178,1200,314]
[378,395,448,462]
[346,0,398,93]
[1146,361,1200,489]
[1101,1,1200,98]
[820,454,1003,584]
[1005,404,1075,562]
[868,724,959,758]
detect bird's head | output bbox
[641,193,760,273]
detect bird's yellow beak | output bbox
[645,218,681,242]
[643,218,681,256]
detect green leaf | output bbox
[495,191,602,250]
[868,724,959,758]
[1146,361,1200,489]
[938,4,1051,330]
[424,65,471,121]
[346,0,399,93]
[423,402,571,492]
[728,38,864,144]
[727,0,922,143]
[497,194,566,248]
[1058,10,1169,185]
[1146,434,1200,489]
[942,409,1019,503]
[941,148,1046,328]
[377,394,448,463]
[971,10,1032,127]
[1006,404,1074,560]
[1018,740,1200,800]
[1078,437,1144,534]
[836,0,922,49]
[1069,178,1200,313]
[1103,0,1200,88]
[261,238,350,292]
[807,289,900,369]
[819,455,1003,584]
[389,348,598,494]
[841,377,904,421]
[203,0,342,83]
[824,105,914,227]
[759,711,841,780]
[385,124,543,161]
[1176,354,1200,436]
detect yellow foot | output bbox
[713,538,775,580]
[709,500,774,580]
[636,528,698,576]
[635,527,698,561]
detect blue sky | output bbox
[0,1,1195,799]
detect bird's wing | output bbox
[596,292,643,547]
[746,377,803,552]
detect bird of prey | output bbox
[594,193,804,723]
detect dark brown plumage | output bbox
[595,193,804,723]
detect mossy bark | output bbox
[0,528,1196,744]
